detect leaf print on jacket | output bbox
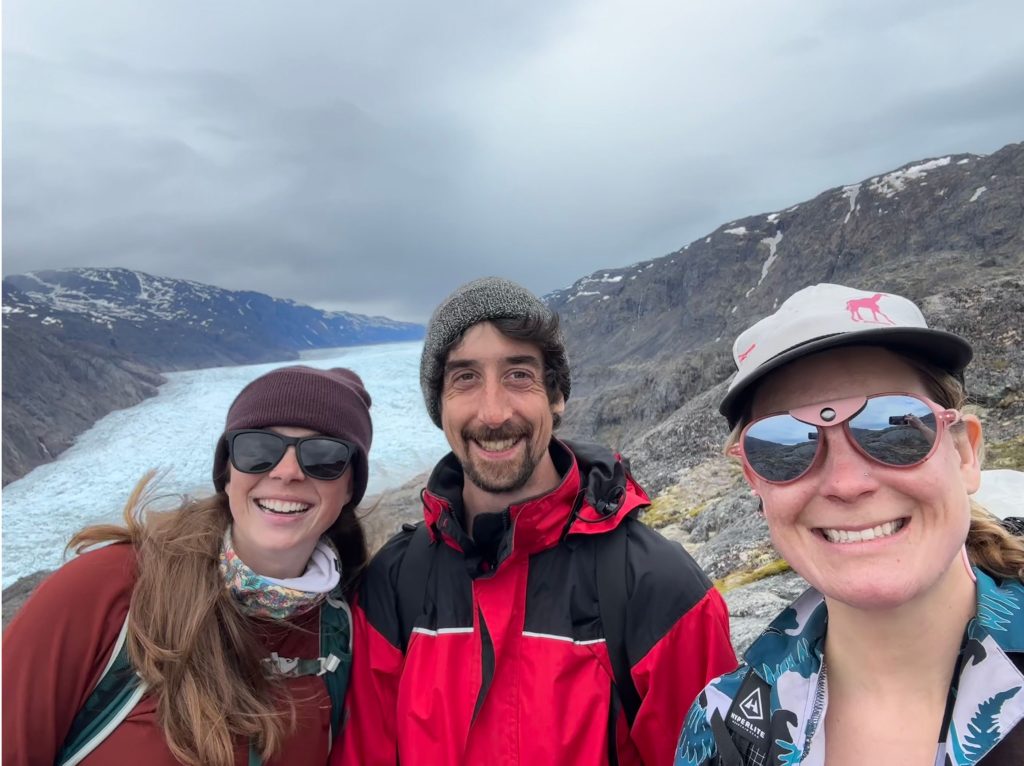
[674,567,1024,766]
[950,687,1022,764]
[976,586,1021,634]
[675,693,716,766]
[773,738,801,766]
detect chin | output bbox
[818,578,925,612]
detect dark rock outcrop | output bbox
[2,327,165,483]
[2,571,51,629]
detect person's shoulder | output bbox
[675,665,753,766]
[33,543,138,601]
[5,543,136,638]
[622,517,713,597]
[612,518,726,660]
[356,522,424,613]
[353,523,424,648]
[364,523,420,584]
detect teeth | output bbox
[256,499,311,515]
[475,437,519,452]
[822,519,905,544]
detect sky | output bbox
[4,0,1024,322]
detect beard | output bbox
[459,424,540,494]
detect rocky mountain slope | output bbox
[551,141,1024,641]
[2,268,424,484]
[553,143,1023,449]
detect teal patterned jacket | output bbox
[675,567,1024,766]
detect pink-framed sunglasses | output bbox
[729,392,962,484]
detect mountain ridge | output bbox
[1,268,424,484]
[552,142,1024,450]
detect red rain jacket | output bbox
[334,440,736,765]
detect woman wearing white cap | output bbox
[675,284,1024,766]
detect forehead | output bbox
[752,346,928,416]
[265,425,319,438]
[444,321,543,367]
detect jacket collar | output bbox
[420,439,649,566]
[740,568,1024,765]
[745,567,1024,672]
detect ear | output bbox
[551,393,566,416]
[739,459,760,492]
[956,414,983,494]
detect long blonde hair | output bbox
[725,346,1024,580]
[68,472,367,766]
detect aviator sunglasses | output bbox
[226,429,356,481]
[730,392,962,484]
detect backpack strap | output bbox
[259,591,353,757]
[319,592,353,739]
[719,668,772,766]
[56,613,149,766]
[59,596,353,766]
[396,521,434,651]
[595,522,642,728]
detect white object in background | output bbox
[973,469,1024,520]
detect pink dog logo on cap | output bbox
[737,343,756,363]
[845,293,895,325]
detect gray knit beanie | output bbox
[419,276,570,427]
[212,366,373,507]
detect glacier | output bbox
[2,341,449,586]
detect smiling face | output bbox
[225,425,353,578]
[440,321,564,512]
[746,346,982,611]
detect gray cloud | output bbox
[4,0,1023,321]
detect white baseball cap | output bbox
[719,283,973,426]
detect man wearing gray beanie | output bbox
[336,278,736,766]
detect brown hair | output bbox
[67,471,368,766]
[725,346,1024,580]
[902,353,1024,580]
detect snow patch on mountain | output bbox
[869,157,951,197]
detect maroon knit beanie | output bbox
[212,366,373,507]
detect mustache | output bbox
[462,424,532,442]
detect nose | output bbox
[477,378,513,428]
[268,446,305,482]
[815,427,877,503]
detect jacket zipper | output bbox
[800,659,828,761]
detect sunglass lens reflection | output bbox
[300,439,352,480]
[744,416,820,482]
[744,395,941,483]
[231,433,351,479]
[231,432,283,473]
[848,395,936,466]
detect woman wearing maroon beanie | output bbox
[3,366,373,766]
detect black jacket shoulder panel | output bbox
[358,523,417,649]
[622,518,716,663]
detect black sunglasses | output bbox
[226,429,356,481]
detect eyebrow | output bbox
[445,354,543,372]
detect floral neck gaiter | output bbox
[219,527,341,620]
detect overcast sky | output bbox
[4,0,1023,322]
